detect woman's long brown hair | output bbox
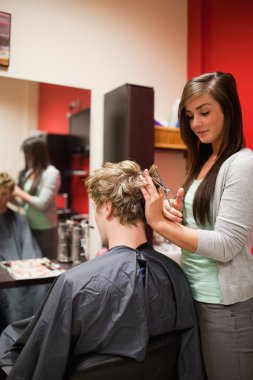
[21,136,49,195]
[179,72,245,226]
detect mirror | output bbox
[0,76,91,215]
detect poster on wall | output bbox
[0,12,11,67]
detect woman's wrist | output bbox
[148,215,168,234]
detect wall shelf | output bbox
[64,169,88,177]
[154,125,186,150]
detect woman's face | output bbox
[185,93,224,152]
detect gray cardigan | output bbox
[27,165,61,228]
[196,148,253,304]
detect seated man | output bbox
[0,172,46,331]
[0,161,205,380]
[0,172,41,261]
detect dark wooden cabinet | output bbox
[46,133,88,212]
[103,83,154,169]
[46,133,72,195]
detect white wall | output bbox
[0,77,38,177]
[0,0,187,256]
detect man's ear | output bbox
[104,200,113,218]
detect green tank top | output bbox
[24,179,51,230]
[181,179,221,303]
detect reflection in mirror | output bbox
[0,76,91,215]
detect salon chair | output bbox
[66,332,180,380]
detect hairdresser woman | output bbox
[141,72,253,380]
[14,135,61,259]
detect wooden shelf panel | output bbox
[154,125,186,150]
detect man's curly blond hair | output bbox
[85,160,160,225]
[0,172,15,192]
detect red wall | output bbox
[38,83,90,134]
[71,155,89,215]
[38,83,91,214]
[188,0,253,148]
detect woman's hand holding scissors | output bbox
[140,169,165,228]
[140,169,184,225]
[163,187,184,223]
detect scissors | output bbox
[152,173,178,208]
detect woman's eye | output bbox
[201,111,209,116]
[187,115,193,120]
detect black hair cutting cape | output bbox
[0,243,206,380]
[0,209,48,332]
